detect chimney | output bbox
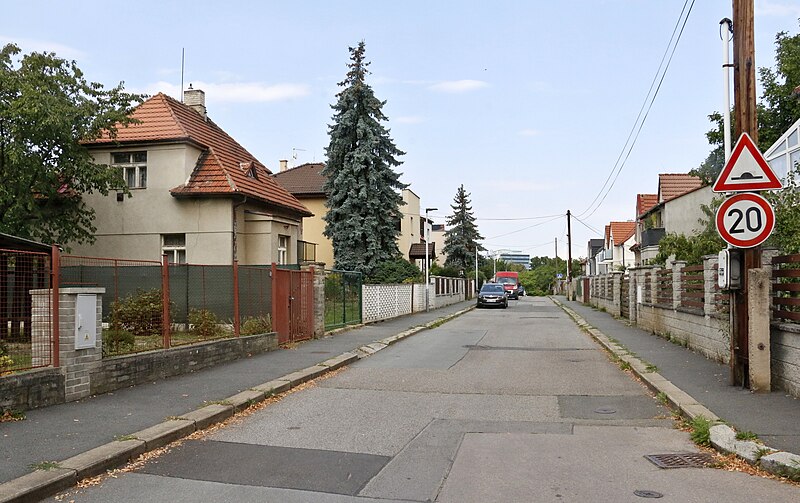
[183,84,206,119]
[279,159,288,172]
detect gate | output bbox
[620,275,630,318]
[324,270,362,331]
[583,277,590,303]
[272,265,314,344]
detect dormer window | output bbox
[247,166,258,179]
[112,151,147,189]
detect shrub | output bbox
[103,329,135,356]
[241,315,272,335]
[110,289,172,336]
[0,355,14,371]
[367,258,422,284]
[188,309,223,338]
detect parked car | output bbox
[518,285,526,297]
[477,283,508,309]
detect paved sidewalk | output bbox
[558,296,800,455]
[0,301,473,488]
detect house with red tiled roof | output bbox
[274,163,431,269]
[596,221,637,274]
[73,88,312,265]
[634,173,713,265]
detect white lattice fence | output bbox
[362,284,414,323]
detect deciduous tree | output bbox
[0,43,142,246]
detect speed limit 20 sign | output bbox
[715,192,775,248]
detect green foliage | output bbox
[518,256,582,296]
[322,41,407,276]
[699,22,800,177]
[0,44,144,247]
[765,163,800,253]
[443,185,484,272]
[689,416,713,446]
[0,355,14,371]
[654,197,725,265]
[758,26,800,150]
[103,329,134,356]
[188,309,223,338]
[735,430,759,441]
[366,257,422,284]
[110,289,170,336]
[241,315,272,335]
[430,263,460,278]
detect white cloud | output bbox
[518,129,541,137]
[429,79,489,93]
[138,80,311,103]
[756,0,800,16]
[0,36,85,60]
[396,116,426,124]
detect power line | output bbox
[572,213,604,236]
[483,214,563,240]
[576,0,696,219]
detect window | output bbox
[162,234,186,264]
[278,235,289,265]
[112,151,147,189]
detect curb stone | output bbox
[550,296,800,480]
[0,303,474,503]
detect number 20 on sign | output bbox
[715,192,775,248]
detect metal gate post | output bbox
[233,260,240,337]
[51,245,60,367]
[162,254,171,349]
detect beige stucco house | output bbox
[73,89,312,265]
[634,174,712,265]
[597,221,636,274]
[273,163,426,269]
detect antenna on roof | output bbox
[180,48,185,102]
[291,147,306,168]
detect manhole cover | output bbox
[644,452,715,469]
[634,490,663,498]
[594,407,617,414]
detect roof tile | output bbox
[658,174,703,203]
[272,163,327,195]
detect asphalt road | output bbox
[50,297,799,502]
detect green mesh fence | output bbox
[324,270,362,331]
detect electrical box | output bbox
[718,249,741,290]
[75,294,97,350]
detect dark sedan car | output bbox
[476,283,508,309]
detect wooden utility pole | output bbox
[731,0,758,386]
[567,210,572,298]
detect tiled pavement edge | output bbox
[551,297,800,481]
[0,304,475,503]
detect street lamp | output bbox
[425,207,437,311]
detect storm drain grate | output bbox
[644,452,716,469]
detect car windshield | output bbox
[496,277,516,284]
[480,285,504,294]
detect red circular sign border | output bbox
[715,193,775,248]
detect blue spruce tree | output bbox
[323,41,407,275]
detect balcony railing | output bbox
[298,240,317,263]
[641,227,665,248]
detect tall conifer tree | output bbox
[323,41,406,275]
[443,185,483,272]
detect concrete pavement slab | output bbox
[437,426,800,503]
[210,387,560,456]
[52,472,407,503]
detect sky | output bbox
[3,0,800,261]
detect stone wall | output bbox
[0,368,63,411]
[90,332,277,395]
[771,323,800,397]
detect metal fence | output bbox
[324,270,362,331]
[59,256,275,355]
[1,248,52,372]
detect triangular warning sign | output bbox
[712,133,782,192]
